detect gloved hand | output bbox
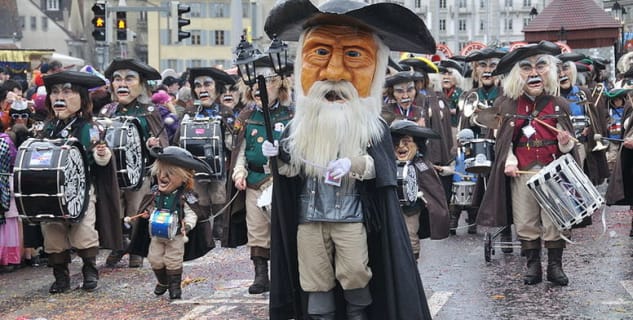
[327,158,352,180]
[262,140,279,157]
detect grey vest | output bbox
[298,176,364,223]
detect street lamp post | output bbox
[559,26,567,43]
[613,0,625,61]
[529,7,538,21]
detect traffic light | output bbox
[116,11,127,41]
[171,1,191,43]
[91,3,106,42]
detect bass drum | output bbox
[179,118,224,180]
[99,117,146,190]
[13,138,89,223]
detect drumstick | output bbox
[123,212,148,223]
[516,170,539,174]
[532,118,579,143]
[154,117,176,138]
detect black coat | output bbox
[269,121,432,320]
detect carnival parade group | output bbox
[2,0,633,319]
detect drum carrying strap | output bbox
[156,188,185,222]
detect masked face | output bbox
[111,69,142,105]
[156,166,186,193]
[394,135,418,161]
[221,84,239,109]
[476,58,499,87]
[441,70,456,89]
[558,62,573,90]
[49,83,81,120]
[393,81,416,109]
[301,25,378,98]
[520,55,550,97]
[252,74,281,107]
[193,76,216,107]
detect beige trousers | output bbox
[245,188,270,249]
[511,174,564,242]
[147,234,186,270]
[42,186,99,253]
[297,222,372,292]
[403,213,420,256]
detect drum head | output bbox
[105,118,146,189]
[64,144,89,220]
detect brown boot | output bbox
[449,207,460,236]
[128,255,143,268]
[166,268,183,299]
[48,251,71,294]
[545,240,569,286]
[153,268,169,296]
[248,247,270,294]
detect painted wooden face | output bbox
[49,83,81,120]
[300,25,378,98]
[394,135,418,161]
[112,69,142,105]
[520,55,550,97]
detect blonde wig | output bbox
[502,54,559,100]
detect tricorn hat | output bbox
[605,88,633,99]
[385,72,415,87]
[43,71,106,93]
[187,67,236,89]
[437,59,464,75]
[390,119,440,139]
[264,0,436,54]
[104,58,162,80]
[556,52,587,63]
[493,41,561,76]
[464,48,506,62]
[150,146,213,175]
[399,56,438,74]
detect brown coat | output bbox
[606,105,633,205]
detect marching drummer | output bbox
[390,120,449,260]
[101,58,169,268]
[229,55,293,294]
[477,41,578,286]
[179,67,237,240]
[39,71,122,293]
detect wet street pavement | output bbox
[2,203,633,320]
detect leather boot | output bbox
[153,268,169,296]
[630,216,633,237]
[307,290,335,320]
[211,204,224,240]
[449,208,460,235]
[105,249,124,267]
[48,251,71,294]
[344,286,372,320]
[166,268,183,299]
[466,209,477,234]
[546,248,569,286]
[81,257,99,291]
[248,256,270,294]
[128,255,143,268]
[522,240,542,285]
[500,226,514,254]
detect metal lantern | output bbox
[234,35,262,86]
[266,34,288,76]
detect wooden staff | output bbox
[532,118,579,143]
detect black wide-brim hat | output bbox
[493,41,561,76]
[43,71,106,93]
[556,52,586,63]
[574,62,590,73]
[385,71,415,87]
[399,56,438,74]
[188,67,236,89]
[437,59,464,75]
[390,120,440,139]
[264,0,436,54]
[150,146,213,175]
[465,48,507,62]
[104,58,162,80]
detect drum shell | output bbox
[179,119,224,180]
[451,181,475,206]
[149,209,179,240]
[464,139,495,174]
[13,138,89,223]
[102,117,146,190]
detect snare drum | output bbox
[464,139,495,174]
[179,118,223,180]
[451,181,475,206]
[98,117,146,190]
[149,209,179,240]
[396,161,418,205]
[14,138,89,222]
[526,154,604,231]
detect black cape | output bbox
[270,121,432,320]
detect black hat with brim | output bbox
[465,48,507,62]
[605,88,633,99]
[150,146,213,175]
[188,67,236,89]
[385,72,415,87]
[388,57,406,72]
[437,59,463,75]
[493,41,561,76]
[264,0,436,54]
[390,119,440,139]
[399,57,438,74]
[574,62,590,73]
[557,52,587,63]
[591,57,610,70]
[104,58,161,80]
[43,71,106,93]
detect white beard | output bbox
[284,80,384,177]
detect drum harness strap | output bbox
[512,96,553,150]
